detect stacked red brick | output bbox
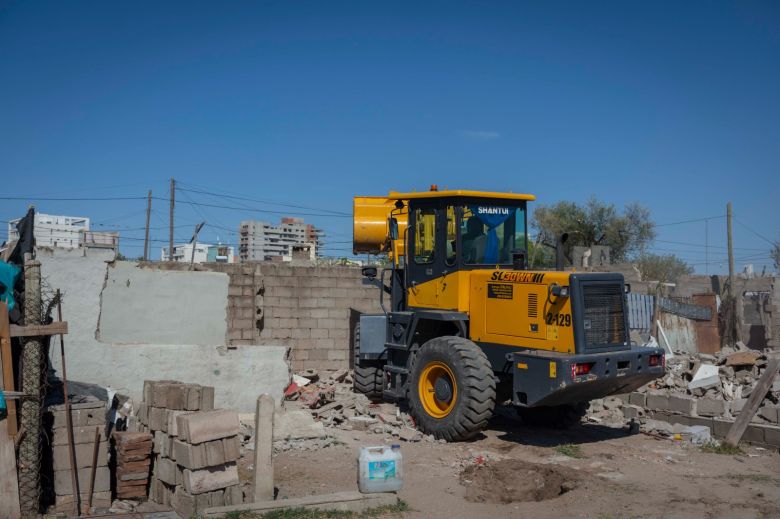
[134,380,242,517]
[113,432,153,499]
[47,400,110,513]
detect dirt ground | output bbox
[262,410,780,519]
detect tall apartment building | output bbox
[7,212,118,250]
[239,217,321,262]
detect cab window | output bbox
[413,207,436,264]
[461,204,526,264]
[445,206,457,266]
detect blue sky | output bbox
[1,1,778,272]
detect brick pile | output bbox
[47,400,111,513]
[133,380,243,517]
[113,432,153,500]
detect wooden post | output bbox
[169,178,175,261]
[252,394,274,502]
[143,190,152,262]
[724,356,780,446]
[0,301,21,519]
[0,303,17,436]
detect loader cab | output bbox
[403,192,531,310]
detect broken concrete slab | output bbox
[202,491,399,518]
[273,409,327,440]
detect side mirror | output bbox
[361,266,378,279]
[388,217,399,241]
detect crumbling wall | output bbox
[37,249,289,412]
[98,262,229,345]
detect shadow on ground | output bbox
[488,408,634,447]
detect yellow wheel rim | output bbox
[418,361,458,419]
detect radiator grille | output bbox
[528,293,538,318]
[582,284,626,347]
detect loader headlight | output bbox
[550,284,569,298]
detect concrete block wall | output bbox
[181,262,382,370]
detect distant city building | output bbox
[161,242,236,263]
[239,217,322,262]
[7,212,118,251]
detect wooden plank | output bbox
[0,303,21,519]
[9,321,68,338]
[0,303,17,436]
[724,356,780,446]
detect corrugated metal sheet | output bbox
[627,293,654,331]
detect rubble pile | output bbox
[586,346,780,429]
[46,399,111,513]
[286,369,437,443]
[133,380,243,517]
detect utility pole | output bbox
[143,190,152,262]
[727,202,734,297]
[169,178,175,261]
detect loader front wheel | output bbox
[352,323,384,401]
[408,336,496,441]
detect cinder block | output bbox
[51,402,106,429]
[763,425,780,447]
[758,404,780,424]
[174,439,207,470]
[697,397,726,417]
[55,491,111,512]
[53,425,106,446]
[200,386,215,412]
[167,410,190,436]
[185,385,201,411]
[645,392,669,411]
[156,456,178,486]
[629,392,646,407]
[54,466,111,495]
[668,395,695,414]
[149,407,167,431]
[182,462,239,495]
[223,484,243,506]
[52,440,108,470]
[166,384,188,410]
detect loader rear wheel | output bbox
[408,336,496,441]
[517,403,588,428]
[352,323,384,401]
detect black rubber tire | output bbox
[407,336,496,442]
[352,323,384,401]
[517,403,588,428]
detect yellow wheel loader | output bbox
[352,187,665,441]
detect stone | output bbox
[697,397,726,417]
[347,416,378,431]
[681,425,711,445]
[182,462,240,495]
[273,409,327,440]
[725,351,761,367]
[200,490,399,518]
[178,410,240,444]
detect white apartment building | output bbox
[8,213,90,249]
[161,242,236,263]
[239,217,321,262]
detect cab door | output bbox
[407,201,445,308]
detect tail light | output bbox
[649,354,662,368]
[571,363,593,379]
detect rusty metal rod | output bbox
[57,289,81,516]
[87,426,100,511]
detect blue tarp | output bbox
[0,260,21,312]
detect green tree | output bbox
[531,197,655,263]
[636,253,694,284]
[772,242,780,271]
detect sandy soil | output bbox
[260,411,780,519]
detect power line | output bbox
[734,218,776,246]
[175,182,351,217]
[0,196,146,201]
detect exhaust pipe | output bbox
[555,233,569,271]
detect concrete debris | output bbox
[584,349,780,435]
[284,370,428,442]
